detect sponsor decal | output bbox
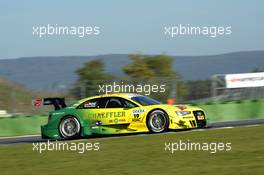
[127,93,142,98]
[132,114,141,122]
[32,99,43,107]
[132,109,146,114]
[182,116,193,119]
[119,118,126,122]
[84,102,96,108]
[197,116,205,120]
[176,120,186,127]
[53,112,65,115]
[88,111,125,119]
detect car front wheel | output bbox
[147,110,169,133]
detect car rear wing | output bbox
[32,98,67,110]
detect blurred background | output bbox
[0,53,263,120]
[0,0,264,136]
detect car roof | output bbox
[75,93,142,105]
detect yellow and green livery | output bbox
[39,93,207,139]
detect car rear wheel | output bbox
[59,116,81,139]
[147,110,169,133]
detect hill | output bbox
[0,51,264,91]
[0,79,59,113]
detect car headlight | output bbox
[176,111,191,116]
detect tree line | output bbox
[71,54,211,103]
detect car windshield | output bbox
[131,96,161,106]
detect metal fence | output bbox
[211,74,264,101]
[1,76,264,116]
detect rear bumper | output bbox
[41,125,61,139]
[41,124,94,139]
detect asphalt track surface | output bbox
[1,118,264,145]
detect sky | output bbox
[0,0,264,58]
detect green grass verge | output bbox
[0,125,264,175]
[0,116,47,136]
[192,99,264,122]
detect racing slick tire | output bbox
[147,110,169,133]
[59,116,81,139]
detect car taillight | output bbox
[48,114,52,121]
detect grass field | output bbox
[0,125,264,175]
[0,115,47,136]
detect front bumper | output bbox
[169,110,207,129]
[169,118,207,129]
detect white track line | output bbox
[0,134,40,139]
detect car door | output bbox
[79,97,134,125]
[116,97,148,130]
[103,97,148,132]
[103,97,134,124]
[77,97,109,125]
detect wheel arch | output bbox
[146,108,170,129]
[58,114,82,139]
[58,114,83,127]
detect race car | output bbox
[37,93,207,139]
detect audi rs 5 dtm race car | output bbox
[36,93,207,139]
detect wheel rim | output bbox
[60,117,80,138]
[149,112,166,132]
